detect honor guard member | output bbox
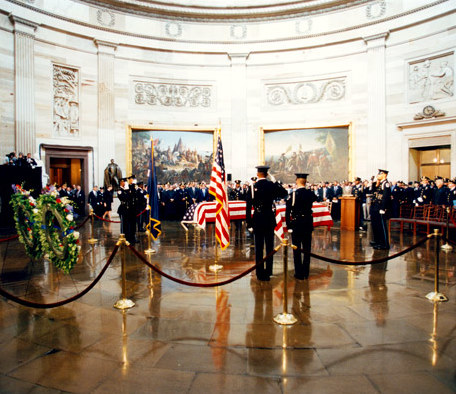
[352,177,367,230]
[229,180,245,236]
[117,178,128,233]
[285,173,317,280]
[246,165,287,281]
[124,175,139,244]
[136,181,147,232]
[447,178,456,207]
[370,169,391,250]
[417,176,433,205]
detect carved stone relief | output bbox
[266,78,346,106]
[133,81,212,108]
[295,19,312,35]
[53,64,79,137]
[230,25,247,40]
[408,53,454,103]
[166,22,182,38]
[366,1,386,19]
[97,8,116,27]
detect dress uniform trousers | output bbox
[253,211,276,280]
[290,216,313,279]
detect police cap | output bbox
[295,173,309,179]
[127,175,136,180]
[255,165,270,174]
[378,169,388,175]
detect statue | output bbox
[104,159,122,190]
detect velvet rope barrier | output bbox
[92,207,149,224]
[0,244,120,309]
[0,235,19,243]
[293,236,430,266]
[75,214,91,229]
[128,243,282,288]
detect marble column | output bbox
[228,53,249,180]
[364,32,388,175]
[9,15,38,156]
[94,40,117,186]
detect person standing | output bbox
[103,185,114,220]
[369,169,391,250]
[88,185,104,218]
[246,165,287,281]
[285,173,317,280]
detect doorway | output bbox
[49,158,83,187]
[409,145,451,180]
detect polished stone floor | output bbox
[0,219,455,393]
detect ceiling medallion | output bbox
[366,1,386,20]
[97,8,116,27]
[165,21,182,37]
[295,19,312,35]
[414,105,445,120]
[230,24,247,39]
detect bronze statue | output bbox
[104,159,122,190]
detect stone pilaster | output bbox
[364,32,388,175]
[228,53,249,180]
[94,40,117,185]
[9,15,38,155]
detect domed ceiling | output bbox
[79,0,371,21]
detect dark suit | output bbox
[88,190,104,217]
[370,180,392,249]
[286,187,317,279]
[246,178,287,281]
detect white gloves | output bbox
[379,210,385,215]
[417,197,423,203]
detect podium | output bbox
[340,196,360,231]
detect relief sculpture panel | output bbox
[53,64,79,137]
[133,81,212,108]
[266,77,345,106]
[408,53,454,103]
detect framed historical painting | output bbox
[260,125,352,184]
[127,126,216,184]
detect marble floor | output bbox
[0,219,455,393]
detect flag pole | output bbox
[209,123,224,272]
[145,137,156,255]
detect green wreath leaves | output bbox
[10,185,80,274]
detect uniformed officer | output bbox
[447,178,456,207]
[285,173,317,280]
[117,177,128,233]
[124,175,140,244]
[417,176,433,205]
[433,176,449,206]
[230,180,245,237]
[246,165,287,281]
[352,177,367,230]
[369,169,391,250]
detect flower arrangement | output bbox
[10,184,80,273]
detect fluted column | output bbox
[228,53,249,180]
[364,32,388,175]
[10,15,38,155]
[95,40,117,184]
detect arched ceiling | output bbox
[78,0,371,21]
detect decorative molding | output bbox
[53,64,80,137]
[265,78,346,106]
[366,1,386,20]
[133,81,212,108]
[408,52,454,104]
[295,19,312,34]
[230,24,247,39]
[413,105,446,120]
[96,8,116,27]
[165,21,182,37]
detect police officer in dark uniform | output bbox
[246,166,287,281]
[352,177,367,231]
[117,178,128,233]
[285,173,317,280]
[433,176,449,206]
[124,175,140,244]
[229,180,245,237]
[417,176,433,205]
[369,169,391,250]
[447,178,456,207]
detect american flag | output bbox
[209,132,230,250]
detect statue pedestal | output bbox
[340,196,360,231]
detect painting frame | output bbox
[259,123,353,183]
[126,124,217,183]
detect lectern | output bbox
[340,196,360,231]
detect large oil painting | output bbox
[132,130,213,184]
[264,127,349,184]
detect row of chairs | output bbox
[389,204,455,235]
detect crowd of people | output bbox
[3,151,37,167]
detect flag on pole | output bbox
[209,130,230,250]
[147,138,162,240]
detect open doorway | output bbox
[49,158,83,187]
[409,145,451,180]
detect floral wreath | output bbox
[10,184,80,273]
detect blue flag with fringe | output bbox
[147,139,162,240]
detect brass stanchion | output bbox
[88,209,98,244]
[441,207,452,251]
[426,230,449,302]
[114,234,135,310]
[144,230,156,255]
[274,238,297,325]
[209,242,223,272]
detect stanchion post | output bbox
[114,234,135,310]
[88,209,98,244]
[441,207,452,251]
[426,229,449,302]
[209,242,223,272]
[144,230,156,255]
[274,238,297,325]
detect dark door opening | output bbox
[49,158,83,188]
